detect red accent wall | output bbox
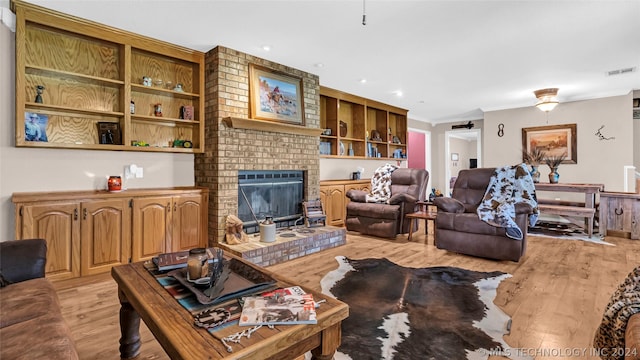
[408,131,425,169]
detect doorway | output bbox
[445,129,482,196]
[408,128,432,196]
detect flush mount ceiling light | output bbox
[534,88,559,112]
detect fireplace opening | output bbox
[238,170,304,234]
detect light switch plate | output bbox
[135,167,144,178]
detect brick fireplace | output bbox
[195,46,321,245]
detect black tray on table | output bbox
[168,258,277,305]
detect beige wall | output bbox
[0,24,194,241]
[484,93,635,198]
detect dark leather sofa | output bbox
[345,168,429,238]
[433,168,534,262]
[0,239,79,359]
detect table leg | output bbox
[118,289,141,359]
[585,193,596,237]
[407,218,414,242]
[310,322,341,360]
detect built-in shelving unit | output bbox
[13,0,205,153]
[320,86,408,160]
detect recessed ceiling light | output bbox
[262,45,271,51]
[394,90,403,97]
[418,100,425,104]
[314,63,324,68]
[359,78,367,84]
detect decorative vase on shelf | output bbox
[530,165,541,183]
[548,167,560,183]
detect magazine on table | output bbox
[239,292,317,326]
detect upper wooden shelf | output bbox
[222,117,323,137]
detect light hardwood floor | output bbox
[55,223,640,360]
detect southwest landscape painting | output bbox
[249,64,304,125]
[522,123,577,164]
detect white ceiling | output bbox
[20,0,640,124]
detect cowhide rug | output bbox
[318,256,532,360]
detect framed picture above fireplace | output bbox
[249,64,305,125]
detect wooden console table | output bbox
[534,183,604,237]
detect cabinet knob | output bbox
[615,208,624,216]
[74,208,78,220]
[174,203,177,212]
[83,208,88,220]
[167,203,170,212]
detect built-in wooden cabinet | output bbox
[13,187,208,281]
[320,86,408,160]
[12,0,204,153]
[320,179,370,227]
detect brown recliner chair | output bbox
[345,168,429,238]
[433,167,534,262]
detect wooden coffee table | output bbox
[111,253,349,360]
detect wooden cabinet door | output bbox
[80,199,131,276]
[320,185,346,226]
[131,196,172,262]
[19,201,80,280]
[172,194,205,252]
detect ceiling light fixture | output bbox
[262,45,271,51]
[359,78,367,84]
[534,88,559,112]
[362,0,366,25]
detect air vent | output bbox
[606,67,636,76]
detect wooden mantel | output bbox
[222,117,323,137]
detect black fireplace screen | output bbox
[238,170,304,234]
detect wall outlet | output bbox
[135,167,144,178]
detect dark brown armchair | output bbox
[345,168,429,238]
[433,167,535,262]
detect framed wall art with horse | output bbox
[249,63,305,125]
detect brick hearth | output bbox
[218,226,346,267]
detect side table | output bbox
[406,201,437,243]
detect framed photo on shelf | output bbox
[97,122,122,145]
[522,123,577,164]
[180,105,194,120]
[24,112,48,142]
[249,63,304,125]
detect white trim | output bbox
[0,7,15,33]
[624,165,637,192]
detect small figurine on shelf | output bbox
[34,85,45,103]
[142,76,152,86]
[130,100,135,114]
[371,130,382,142]
[154,104,163,117]
[173,83,184,92]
